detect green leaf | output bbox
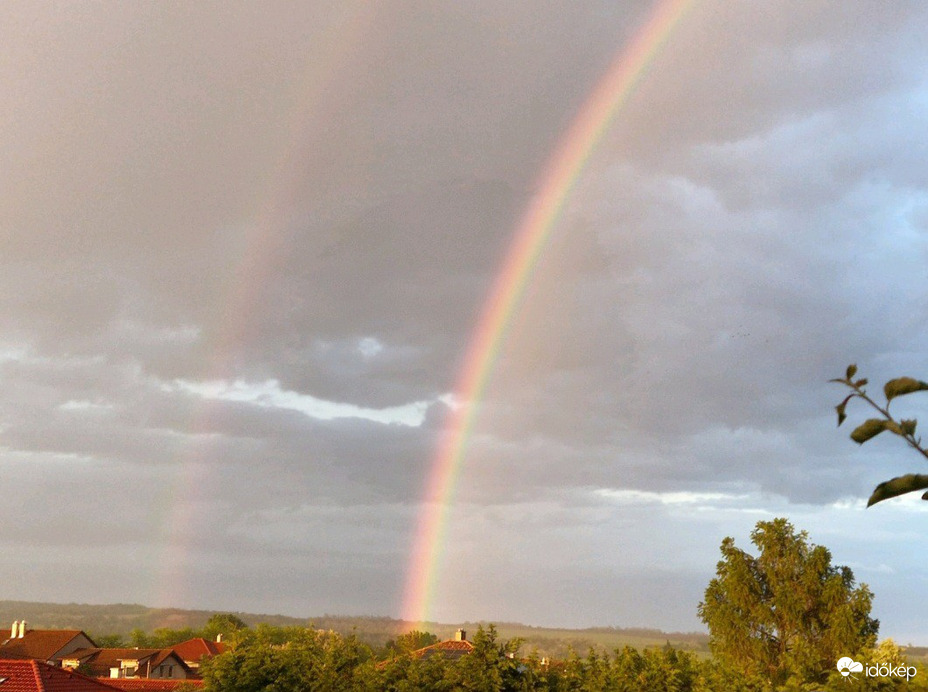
[883,377,928,401]
[885,421,903,435]
[900,419,918,436]
[846,364,858,380]
[867,474,928,507]
[850,419,888,444]
[835,395,853,426]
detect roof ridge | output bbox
[29,659,45,692]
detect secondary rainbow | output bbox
[151,2,379,609]
[401,0,694,625]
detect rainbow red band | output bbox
[401,0,694,626]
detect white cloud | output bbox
[595,487,750,506]
[58,400,114,412]
[112,321,201,345]
[356,336,384,358]
[167,377,437,427]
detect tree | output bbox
[445,624,523,692]
[698,518,878,688]
[201,612,248,641]
[199,625,378,691]
[381,629,439,658]
[88,632,124,647]
[831,364,928,506]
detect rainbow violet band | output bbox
[401,0,695,627]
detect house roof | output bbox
[62,649,190,679]
[168,639,225,664]
[411,639,475,661]
[0,659,117,692]
[0,631,91,662]
[63,649,158,668]
[99,681,201,691]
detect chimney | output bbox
[454,629,466,642]
[216,633,222,643]
[10,621,18,638]
[18,621,26,638]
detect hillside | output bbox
[0,600,708,659]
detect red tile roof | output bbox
[60,649,190,680]
[0,631,93,662]
[98,681,201,691]
[411,638,475,661]
[0,659,117,692]
[167,639,225,664]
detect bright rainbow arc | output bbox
[401,0,694,626]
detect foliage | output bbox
[200,624,377,691]
[87,632,124,647]
[698,518,878,688]
[446,624,524,691]
[202,612,248,641]
[129,626,198,648]
[831,364,928,506]
[0,601,708,660]
[195,622,717,691]
[380,629,439,659]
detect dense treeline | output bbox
[85,613,249,648]
[193,623,928,691]
[0,600,706,659]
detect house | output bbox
[0,622,96,665]
[0,658,118,691]
[60,649,192,680]
[167,638,225,672]
[410,629,475,661]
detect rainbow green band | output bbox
[401,0,694,626]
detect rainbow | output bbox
[151,2,379,608]
[401,0,694,625]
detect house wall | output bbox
[150,655,188,679]
[53,634,96,661]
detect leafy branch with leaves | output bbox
[832,364,928,506]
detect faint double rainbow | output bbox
[401,0,694,625]
[151,2,380,608]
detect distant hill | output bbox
[3,600,924,662]
[0,599,707,659]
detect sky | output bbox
[3,0,928,643]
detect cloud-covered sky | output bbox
[4,1,928,642]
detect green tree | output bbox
[199,625,377,691]
[128,627,154,647]
[376,652,452,692]
[201,613,248,642]
[151,626,197,647]
[446,624,523,692]
[88,632,124,647]
[698,518,878,688]
[381,629,439,658]
[831,364,928,506]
